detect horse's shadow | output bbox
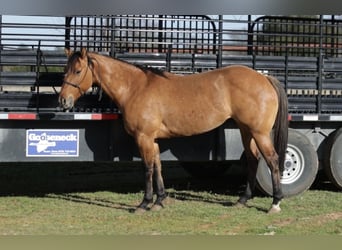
[0,161,252,212]
[46,193,138,213]
[43,187,268,214]
[166,188,269,213]
[5,162,335,214]
[167,189,236,207]
[40,172,250,213]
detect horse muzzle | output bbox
[58,95,74,111]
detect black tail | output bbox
[267,76,288,172]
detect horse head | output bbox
[59,48,93,111]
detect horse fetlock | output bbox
[237,195,251,205]
[136,198,153,211]
[272,193,284,205]
[151,195,175,211]
[153,194,167,206]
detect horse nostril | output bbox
[59,95,74,110]
[58,96,65,106]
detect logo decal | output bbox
[26,130,79,157]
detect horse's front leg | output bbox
[237,153,258,206]
[236,128,259,206]
[135,134,167,213]
[135,134,155,213]
[150,142,167,211]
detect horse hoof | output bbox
[162,197,174,206]
[234,202,246,208]
[268,204,281,214]
[151,204,163,212]
[134,207,147,215]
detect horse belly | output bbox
[160,106,230,137]
[160,78,231,137]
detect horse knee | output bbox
[136,135,156,165]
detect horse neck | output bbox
[89,52,145,109]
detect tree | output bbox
[255,15,342,57]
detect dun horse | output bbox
[59,48,288,214]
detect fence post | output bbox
[217,15,223,69]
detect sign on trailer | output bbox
[26,129,79,157]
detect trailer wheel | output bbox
[256,129,318,197]
[324,128,342,189]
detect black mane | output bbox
[134,64,168,78]
[68,51,167,78]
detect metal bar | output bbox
[217,15,223,68]
[317,15,324,114]
[35,40,41,113]
[65,17,72,49]
[110,17,116,57]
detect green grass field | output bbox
[0,162,341,235]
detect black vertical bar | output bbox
[119,17,122,52]
[134,16,137,52]
[110,17,116,57]
[247,15,253,55]
[65,17,72,49]
[92,17,96,51]
[177,16,180,53]
[285,49,289,91]
[72,17,76,50]
[0,15,3,86]
[217,15,223,69]
[331,15,336,56]
[36,40,42,113]
[0,15,2,49]
[197,16,200,53]
[166,44,172,72]
[100,16,104,51]
[183,17,186,53]
[158,15,164,53]
[317,15,324,114]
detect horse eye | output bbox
[75,70,81,75]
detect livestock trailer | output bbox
[0,15,341,196]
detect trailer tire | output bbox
[256,129,318,197]
[324,128,342,190]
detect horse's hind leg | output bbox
[237,127,260,206]
[150,142,167,211]
[253,132,283,213]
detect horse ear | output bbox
[81,48,87,58]
[65,48,72,58]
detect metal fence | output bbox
[1,15,342,57]
[251,15,342,57]
[66,15,218,55]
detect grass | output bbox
[0,162,342,235]
[1,189,342,235]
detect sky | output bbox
[1,15,66,49]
